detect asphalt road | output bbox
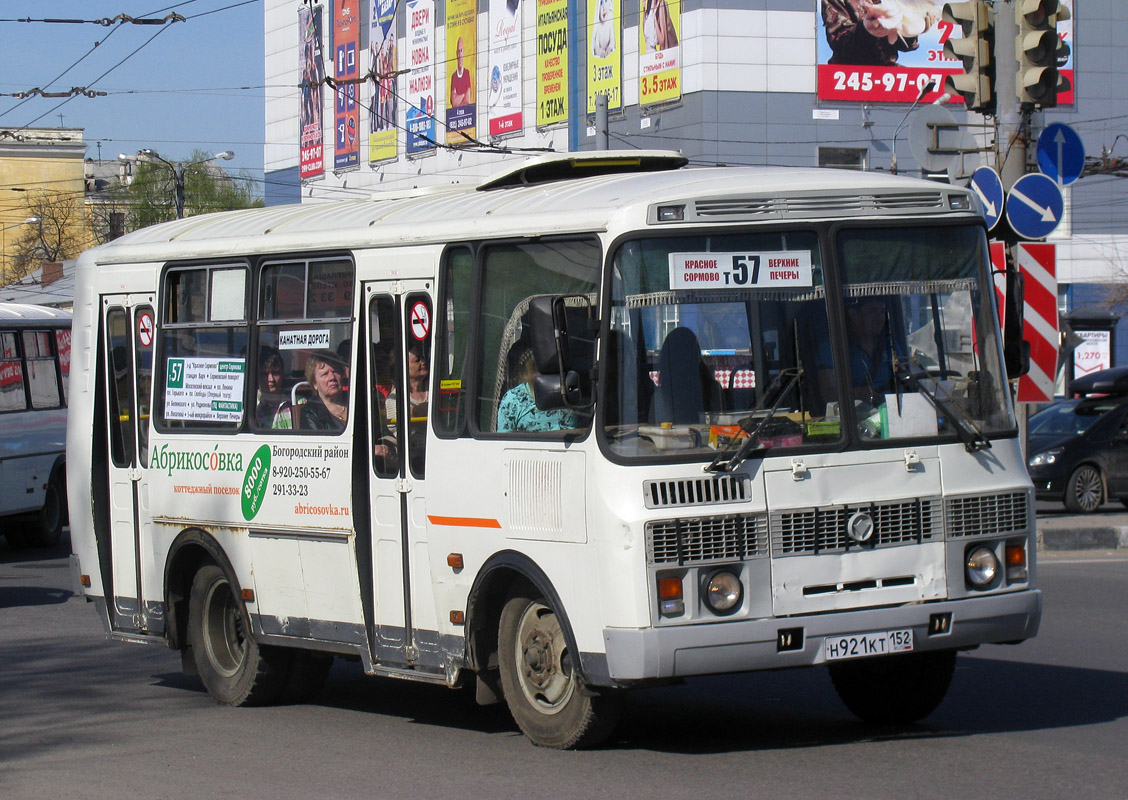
[3,533,1128,799]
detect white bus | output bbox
[1,303,70,549]
[68,153,1040,748]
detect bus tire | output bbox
[187,564,288,706]
[829,649,957,725]
[29,471,66,548]
[497,584,622,749]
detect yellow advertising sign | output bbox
[445,0,478,146]
[586,0,621,114]
[536,0,569,127]
[638,0,681,106]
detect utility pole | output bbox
[994,1,1025,188]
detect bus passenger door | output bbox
[364,286,436,667]
[100,297,156,634]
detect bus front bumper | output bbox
[601,589,1042,682]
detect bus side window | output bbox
[0,331,27,412]
[404,294,430,478]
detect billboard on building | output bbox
[1058,0,1075,105]
[369,0,398,164]
[816,0,963,104]
[638,0,681,107]
[536,0,569,127]
[299,6,326,181]
[332,0,361,171]
[488,0,524,138]
[406,0,436,155]
[816,0,1075,106]
[445,0,478,146]
[587,0,621,114]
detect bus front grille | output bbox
[771,498,943,556]
[946,491,1031,537]
[646,513,768,565]
[643,475,750,509]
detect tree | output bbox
[5,189,91,284]
[124,149,262,229]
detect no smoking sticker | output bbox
[138,311,155,347]
[409,301,430,341]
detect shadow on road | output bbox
[0,585,73,608]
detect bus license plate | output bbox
[824,629,914,662]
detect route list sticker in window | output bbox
[164,358,246,422]
[669,251,813,290]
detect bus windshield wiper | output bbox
[892,355,991,453]
[707,367,803,473]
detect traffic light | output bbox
[942,2,995,114]
[1016,0,1071,108]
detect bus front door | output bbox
[363,287,439,669]
[100,297,157,635]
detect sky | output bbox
[0,1,266,186]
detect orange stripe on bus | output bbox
[428,515,502,529]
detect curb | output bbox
[1037,526,1128,551]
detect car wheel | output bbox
[497,582,622,749]
[1064,464,1103,513]
[187,564,289,706]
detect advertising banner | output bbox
[816,0,1075,106]
[816,0,964,104]
[536,0,569,127]
[445,0,478,145]
[1073,330,1111,380]
[638,0,681,107]
[406,0,437,154]
[369,0,398,164]
[488,0,524,137]
[1057,0,1075,105]
[298,6,326,180]
[586,0,621,114]
[332,0,361,171]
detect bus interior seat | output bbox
[653,327,722,424]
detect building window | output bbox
[818,147,867,171]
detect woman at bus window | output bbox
[497,345,578,433]
[298,349,349,431]
[255,347,290,428]
[407,344,429,419]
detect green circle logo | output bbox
[241,445,271,521]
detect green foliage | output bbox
[125,149,262,228]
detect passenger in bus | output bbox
[254,347,290,428]
[407,343,429,420]
[497,345,578,432]
[820,296,902,407]
[296,349,349,431]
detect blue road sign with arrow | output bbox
[1037,123,1085,186]
[969,166,1004,231]
[1006,173,1064,240]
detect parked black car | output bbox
[1027,367,1128,513]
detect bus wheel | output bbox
[829,649,957,725]
[497,584,622,749]
[29,473,66,548]
[187,564,288,706]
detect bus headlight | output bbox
[965,546,999,588]
[703,570,742,615]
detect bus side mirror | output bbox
[525,295,596,409]
[1002,268,1030,380]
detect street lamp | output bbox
[119,149,235,219]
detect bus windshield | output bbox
[603,225,1013,460]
